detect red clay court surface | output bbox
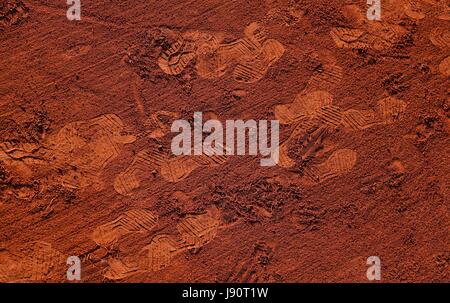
[0,0,449,282]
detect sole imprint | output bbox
[233,39,285,83]
[274,91,334,124]
[104,209,221,280]
[176,211,221,249]
[157,29,198,75]
[114,149,168,196]
[430,28,450,48]
[115,146,227,195]
[304,64,343,92]
[273,89,406,181]
[331,23,408,50]
[305,149,357,182]
[157,22,284,83]
[27,242,65,281]
[141,234,185,272]
[49,114,136,191]
[104,258,141,280]
[439,56,450,77]
[0,242,64,282]
[92,209,158,247]
[375,97,407,124]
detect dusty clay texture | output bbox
[0,0,449,282]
